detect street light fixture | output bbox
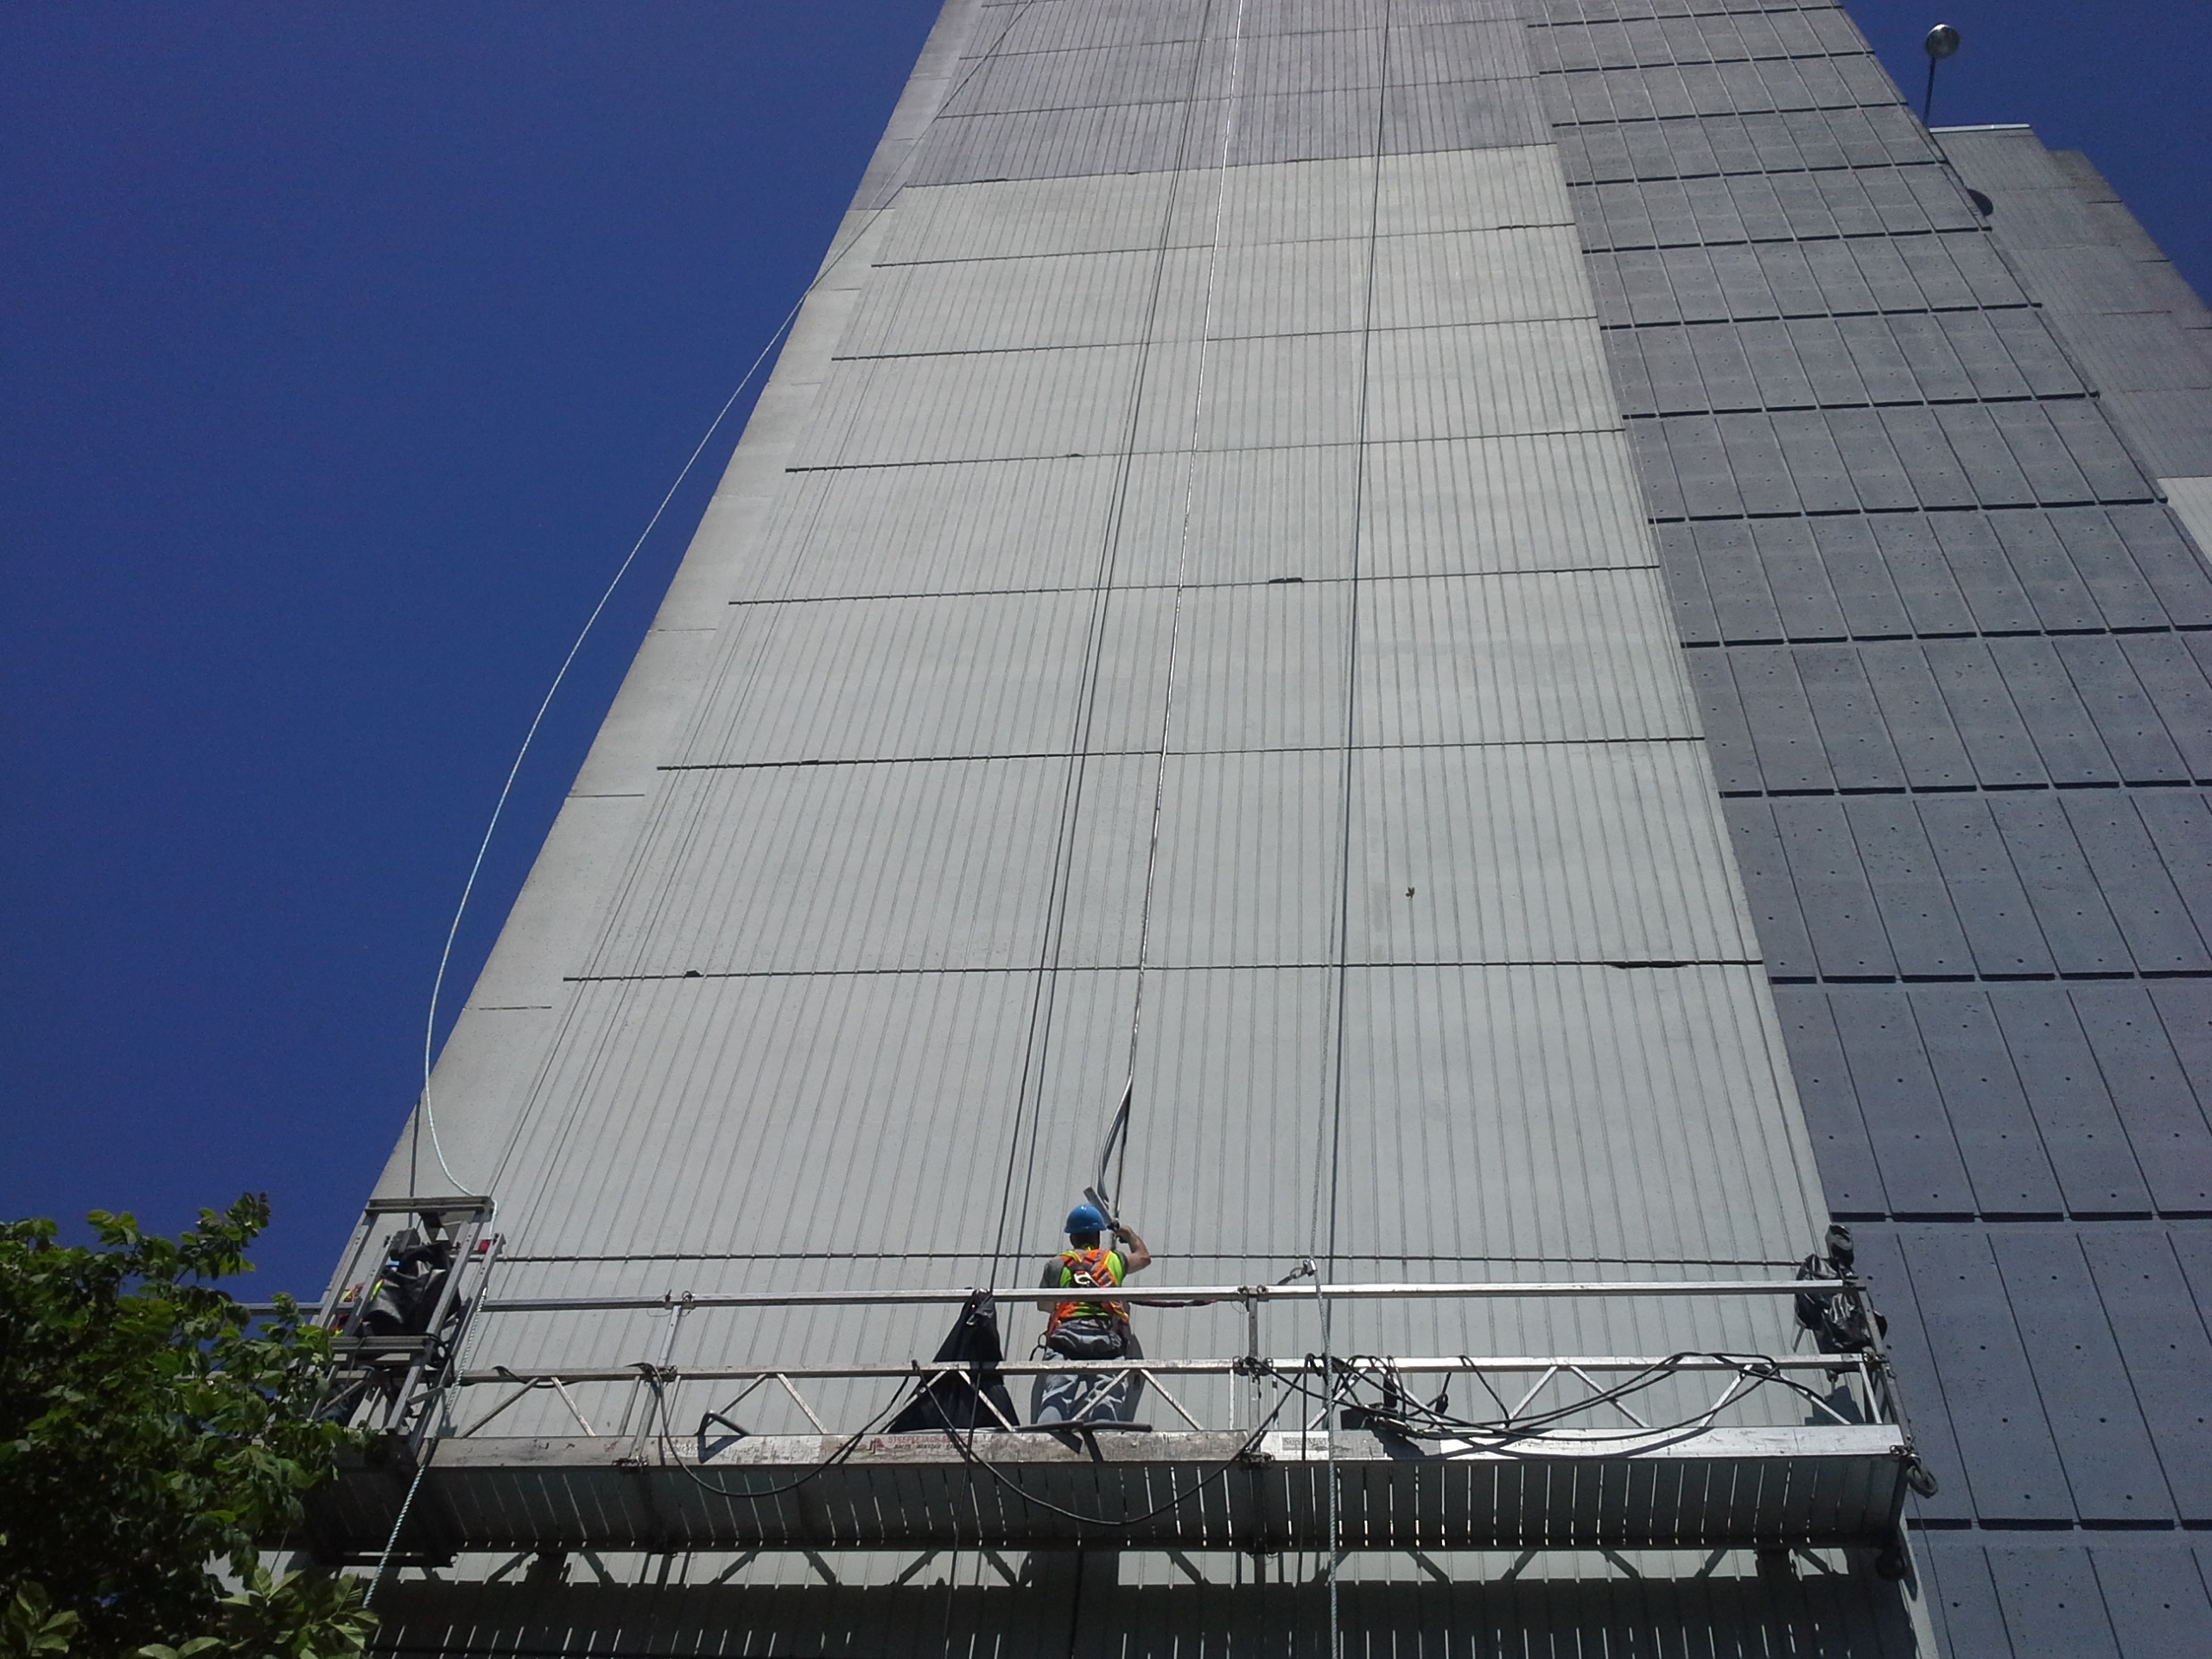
[1924,23,1961,125]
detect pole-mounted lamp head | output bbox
[1922,24,1961,124]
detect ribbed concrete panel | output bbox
[678,588,1172,764]
[578,754,1153,977]
[880,172,1185,263]
[489,969,1077,1261]
[1356,567,1696,743]
[1373,142,1574,235]
[908,100,1205,187]
[943,38,1207,118]
[461,960,1822,1433]
[915,12,1547,187]
[2163,474,2212,560]
[791,343,1144,467]
[1336,965,1820,1265]
[1115,445,1364,584]
[1337,741,1755,963]
[978,0,1212,58]
[723,435,1656,606]
[1372,225,1594,327]
[699,578,1421,763]
[1065,740,1748,969]
[724,455,1124,602]
[1362,432,1655,574]
[1133,330,1370,450]
[839,247,1170,355]
[1161,236,1376,338]
[1365,319,1621,441]
[878,145,1573,267]
[589,739,1746,982]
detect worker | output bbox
[1032,1202,1152,1425]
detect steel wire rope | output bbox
[434,0,1055,1228]
[1087,0,1254,1228]
[981,0,1249,1274]
[979,89,1207,1274]
[1307,12,1398,1652]
[365,1246,507,1605]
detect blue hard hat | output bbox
[1065,1203,1109,1236]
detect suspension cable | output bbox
[1084,0,1253,1225]
[1313,10,1400,1650]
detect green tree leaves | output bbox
[138,1562,376,1659]
[3,1583,80,1659]
[0,1197,371,1659]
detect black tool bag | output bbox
[1045,1315,1128,1362]
[887,1292,1019,1433]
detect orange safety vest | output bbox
[1050,1248,1128,1329]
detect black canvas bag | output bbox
[887,1291,1018,1433]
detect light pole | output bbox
[1923,23,1961,125]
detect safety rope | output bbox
[1312,7,1401,1649]
[364,1249,503,1605]
[411,296,810,1197]
[982,0,1255,1270]
[1079,0,1253,1231]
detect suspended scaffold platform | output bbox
[305,1200,1931,1572]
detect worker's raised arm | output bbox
[1114,1224,1151,1273]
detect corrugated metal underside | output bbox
[372,1561,1913,1659]
[1535,2,2212,1653]
[313,1428,1910,1554]
[355,0,1930,1649]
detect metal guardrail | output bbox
[427,1276,1897,1446]
[478,1278,1847,1313]
[308,1233,1929,1567]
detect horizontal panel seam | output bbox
[657,737,1713,772]
[727,564,1666,606]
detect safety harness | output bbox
[1049,1248,1128,1331]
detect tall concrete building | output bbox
[315,3,2212,1653]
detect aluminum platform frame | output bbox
[304,1275,1929,1569]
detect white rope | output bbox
[412,302,808,1194]
[413,0,1054,1197]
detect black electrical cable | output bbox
[1324,1352,1847,1449]
[635,1363,910,1502]
[638,1346,1844,1522]
[929,1360,1325,1530]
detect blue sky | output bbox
[3,2,2205,1296]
